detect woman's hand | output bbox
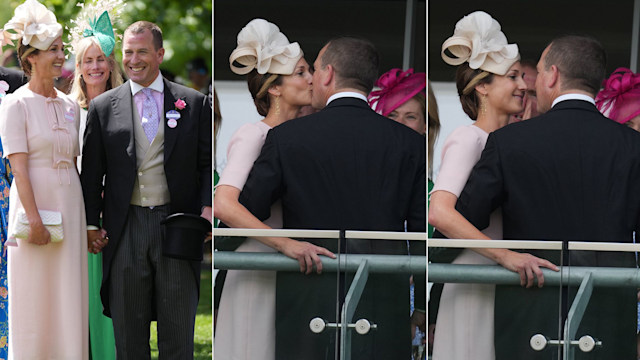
[279,239,336,275]
[28,222,51,245]
[497,250,559,288]
[87,228,109,254]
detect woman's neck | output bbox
[86,83,107,103]
[262,103,300,128]
[474,108,510,133]
[28,75,57,98]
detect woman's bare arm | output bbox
[7,153,50,245]
[429,190,558,287]
[214,184,335,274]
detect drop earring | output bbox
[480,94,487,116]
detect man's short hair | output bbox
[125,21,163,50]
[544,35,606,96]
[320,37,379,94]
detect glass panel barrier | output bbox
[213,229,426,360]
[562,242,639,360]
[212,229,341,359]
[342,231,427,360]
[427,238,566,360]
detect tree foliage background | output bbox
[0,0,212,85]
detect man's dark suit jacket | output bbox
[239,97,426,360]
[0,66,26,93]
[80,78,212,316]
[457,100,640,360]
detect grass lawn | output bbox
[150,268,213,359]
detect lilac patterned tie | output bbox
[141,88,159,143]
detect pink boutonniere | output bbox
[174,98,187,111]
[167,98,186,129]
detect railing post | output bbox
[340,260,370,360]
[563,272,594,360]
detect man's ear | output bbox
[548,65,559,88]
[323,64,334,87]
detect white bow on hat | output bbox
[441,11,519,76]
[229,18,302,76]
[1,0,62,51]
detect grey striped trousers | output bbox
[109,205,200,360]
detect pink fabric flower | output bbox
[0,81,8,96]
[174,98,186,110]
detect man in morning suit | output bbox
[80,21,212,359]
[239,37,426,360]
[450,35,640,359]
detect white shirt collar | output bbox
[130,72,164,96]
[326,91,368,105]
[551,93,595,108]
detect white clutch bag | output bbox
[11,209,64,243]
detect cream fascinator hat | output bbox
[441,11,519,77]
[1,0,63,51]
[229,18,303,76]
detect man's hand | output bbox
[201,206,212,223]
[411,310,426,339]
[201,206,212,241]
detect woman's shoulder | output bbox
[0,87,28,109]
[231,121,270,140]
[443,124,488,150]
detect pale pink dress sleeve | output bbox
[432,125,488,197]
[217,122,270,191]
[431,124,502,241]
[0,93,28,156]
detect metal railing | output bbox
[213,228,426,360]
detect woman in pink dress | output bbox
[0,0,88,358]
[213,19,334,360]
[428,11,556,360]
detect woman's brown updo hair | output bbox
[247,70,284,116]
[17,42,39,76]
[455,63,494,120]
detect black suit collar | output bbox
[550,99,599,113]
[110,82,136,163]
[325,96,370,110]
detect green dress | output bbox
[82,106,116,360]
[88,252,115,360]
[428,178,434,238]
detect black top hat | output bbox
[161,213,212,261]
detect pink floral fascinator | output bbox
[229,18,303,76]
[368,68,426,117]
[595,67,640,124]
[441,11,519,76]
[0,0,63,51]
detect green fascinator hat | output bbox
[67,0,124,58]
[83,11,115,56]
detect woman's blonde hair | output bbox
[69,37,123,108]
[427,81,440,179]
